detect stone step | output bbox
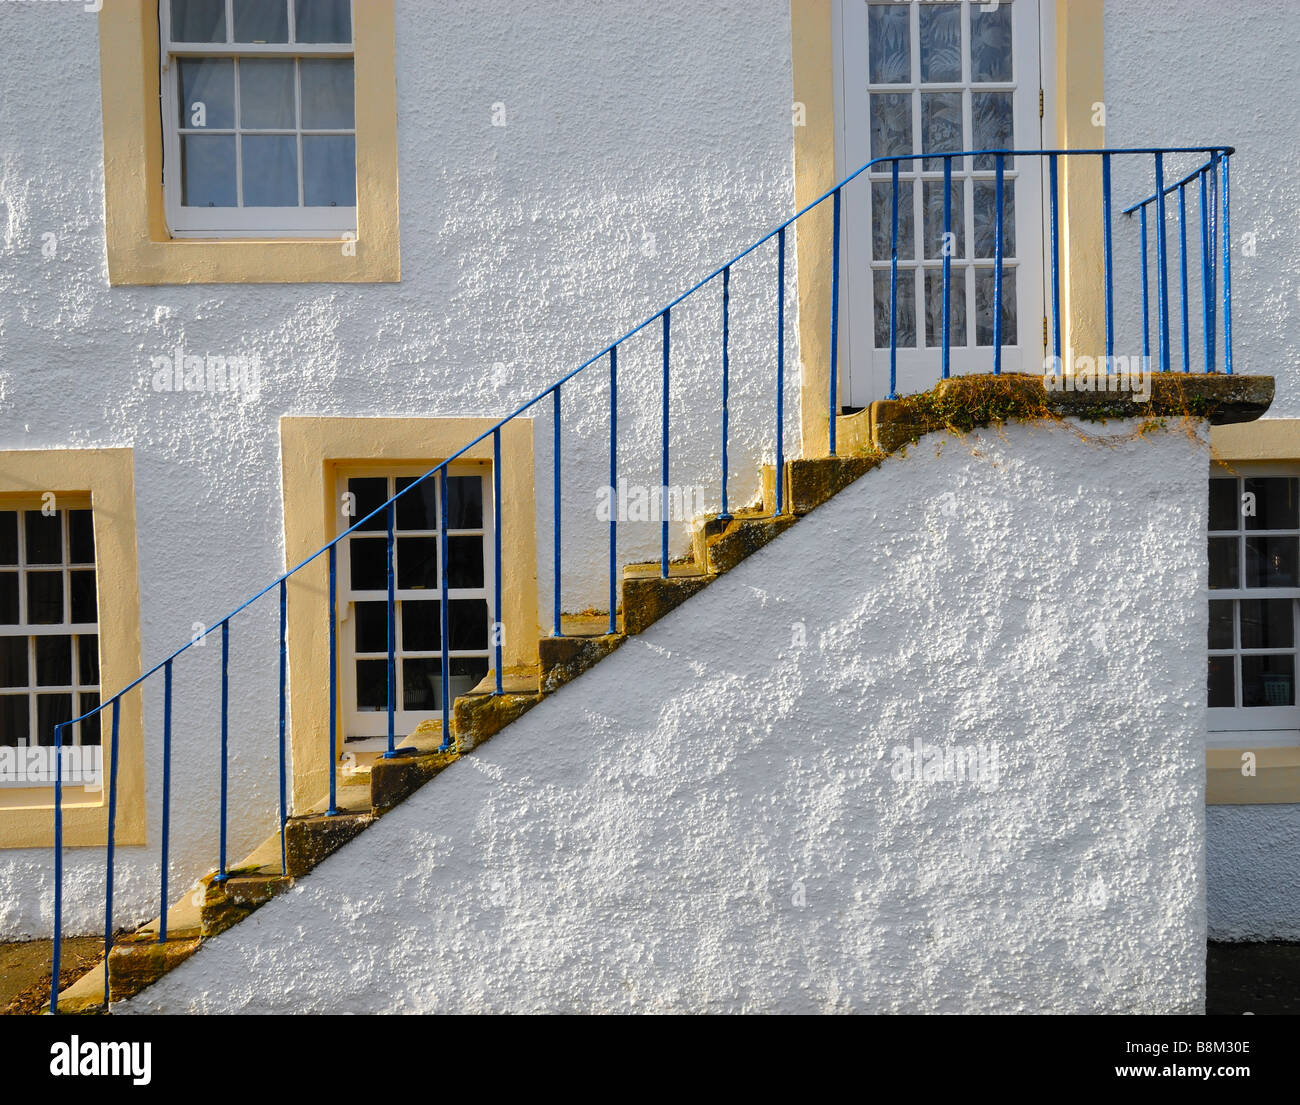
[621,560,714,635]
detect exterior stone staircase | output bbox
[51,370,1273,1012]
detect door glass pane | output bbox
[974,180,1015,257]
[868,4,911,84]
[295,0,352,44]
[970,2,1013,81]
[872,181,914,261]
[874,270,917,349]
[171,0,227,43]
[1242,654,1294,707]
[921,93,964,171]
[1245,536,1298,588]
[1244,477,1299,530]
[972,92,1014,170]
[177,58,235,129]
[233,0,288,43]
[239,59,296,129]
[242,135,298,207]
[1208,600,1235,649]
[925,269,968,349]
[870,93,913,161]
[181,135,237,207]
[1208,538,1240,589]
[302,137,356,207]
[923,179,964,259]
[1209,478,1239,531]
[1208,656,1235,708]
[919,4,962,82]
[1240,599,1293,649]
[974,268,1016,346]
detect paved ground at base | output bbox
[0,938,102,1015]
[1207,942,1300,1015]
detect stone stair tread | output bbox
[624,560,709,580]
[557,612,617,637]
[468,669,542,696]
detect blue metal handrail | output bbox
[47,144,1235,1011]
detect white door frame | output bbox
[833,0,1050,407]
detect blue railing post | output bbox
[384,500,396,756]
[720,269,732,519]
[552,386,562,636]
[1049,153,1062,368]
[103,698,121,1005]
[50,722,64,1014]
[1179,182,1191,372]
[326,544,339,815]
[159,658,173,941]
[889,159,900,399]
[1199,167,1214,373]
[1139,205,1151,363]
[775,225,786,517]
[607,350,618,635]
[439,471,452,751]
[660,309,670,577]
[494,428,505,687]
[993,153,1005,374]
[1222,154,1233,374]
[829,188,842,450]
[1102,152,1114,368]
[216,618,229,882]
[278,580,287,875]
[941,159,952,380]
[1155,153,1171,372]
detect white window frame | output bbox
[1207,462,1300,747]
[159,0,357,238]
[0,500,102,782]
[335,466,495,745]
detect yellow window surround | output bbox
[97,0,400,285]
[280,416,539,812]
[0,449,145,849]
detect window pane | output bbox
[447,538,484,589]
[347,477,388,532]
[78,636,98,686]
[349,538,388,592]
[177,58,235,129]
[26,573,62,625]
[449,599,489,650]
[242,135,298,207]
[452,658,489,697]
[921,93,964,172]
[1245,536,1298,588]
[0,638,28,689]
[397,538,438,591]
[1242,654,1295,707]
[919,4,962,82]
[402,600,440,651]
[171,0,226,43]
[302,137,356,207]
[870,93,912,162]
[0,574,16,625]
[1207,656,1235,708]
[0,512,16,565]
[295,0,352,43]
[1208,537,1240,590]
[972,92,1014,170]
[300,59,354,129]
[873,269,916,349]
[0,695,29,746]
[923,179,964,259]
[35,636,71,687]
[353,600,387,654]
[872,180,914,262]
[1208,600,1235,649]
[233,0,288,43]
[79,693,101,747]
[974,180,1015,258]
[1240,599,1293,649]
[868,4,910,83]
[974,268,1016,346]
[447,476,484,530]
[181,135,237,207]
[68,510,94,564]
[36,694,72,746]
[69,571,96,625]
[239,59,296,129]
[1244,477,1299,531]
[395,476,437,532]
[925,269,968,349]
[402,657,441,710]
[355,659,386,710]
[970,2,1013,81]
[1209,478,1239,532]
[25,511,61,565]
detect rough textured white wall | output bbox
[1106,0,1300,941]
[1208,804,1300,942]
[0,0,798,936]
[121,420,1209,1015]
[1105,0,1300,408]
